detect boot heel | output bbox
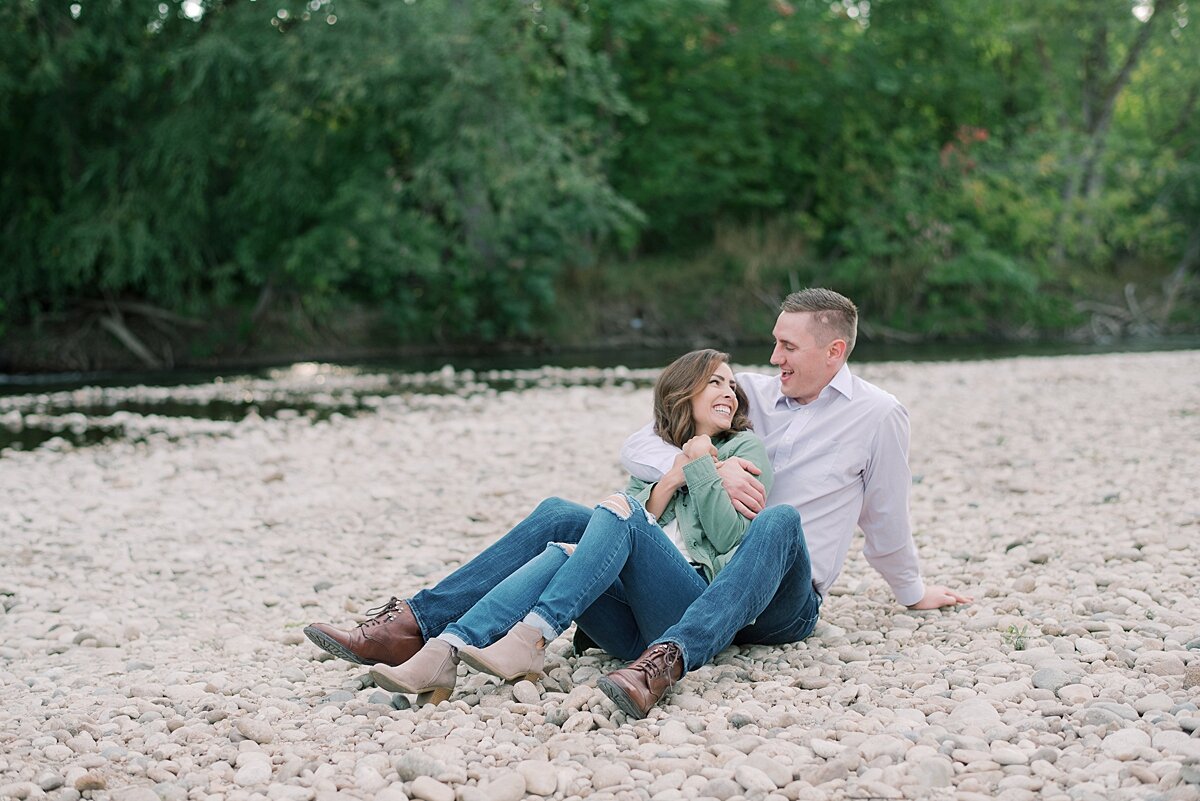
[415,687,451,706]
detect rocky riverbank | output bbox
[2,351,1199,801]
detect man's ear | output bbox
[828,339,847,361]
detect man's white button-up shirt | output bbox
[620,363,926,606]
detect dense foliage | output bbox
[2,0,1197,363]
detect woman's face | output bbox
[689,361,738,438]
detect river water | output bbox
[2,336,1197,454]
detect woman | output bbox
[369,349,772,704]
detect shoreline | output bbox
[2,350,1198,800]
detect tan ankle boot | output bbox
[458,623,546,682]
[369,639,458,704]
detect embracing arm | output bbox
[683,433,774,554]
[621,422,682,481]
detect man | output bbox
[595,288,970,718]
[306,288,970,716]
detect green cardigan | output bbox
[626,430,774,583]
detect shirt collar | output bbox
[775,363,854,410]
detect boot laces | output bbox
[632,643,681,680]
[360,597,404,628]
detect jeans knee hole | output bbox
[598,493,632,520]
[549,542,575,557]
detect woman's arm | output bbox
[643,452,689,517]
[683,433,774,554]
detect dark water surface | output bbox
[5,335,1199,393]
[2,336,1197,454]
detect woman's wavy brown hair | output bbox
[652,349,752,448]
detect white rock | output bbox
[912,757,950,786]
[591,763,629,790]
[561,710,595,733]
[1153,730,1200,759]
[859,734,909,763]
[517,762,557,796]
[1133,692,1174,714]
[658,720,691,746]
[947,698,1002,729]
[1102,729,1152,760]
[744,753,792,788]
[234,760,272,786]
[112,788,159,801]
[235,717,275,745]
[990,745,1028,765]
[511,680,540,705]
[353,764,388,794]
[734,764,777,793]
[810,739,847,759]
[1056,684,1094,704]
[482,771,525,801]
[408,776,453,801]
[373,787,410,801]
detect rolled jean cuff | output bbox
[405,598,431,642]
[651,637,692,679]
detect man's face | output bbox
[770,312,843,404]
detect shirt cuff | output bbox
[894,578,927,608]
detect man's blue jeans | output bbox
[436,495,709,661]
[405,497,591,641]
[406,497,821,669]
[653,504,822,674]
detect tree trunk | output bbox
[1053,0,1163,264]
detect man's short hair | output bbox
[780,288,858,356]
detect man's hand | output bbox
[716,457,766,518]
[908,585,973,610]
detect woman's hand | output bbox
[682,435,718,461]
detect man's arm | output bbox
[860,404,970,609]
[623,422,767,515]
[620,422,681,481]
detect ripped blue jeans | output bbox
[439,493,708,661]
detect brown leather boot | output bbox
[304,597,424,666]
[597,642,684,718]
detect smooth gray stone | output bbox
[321,690,355,704]
[38,773,65,791]
[1032,668,1070,692]
[1077,708,1122,727]
[1089,701,1139,721]
[154,783,188,801]
[393,751,446,782]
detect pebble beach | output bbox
[2,350,1199,801]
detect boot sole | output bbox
[369,667,452,705]
[597,676,649,719]
[303,626,373,666]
